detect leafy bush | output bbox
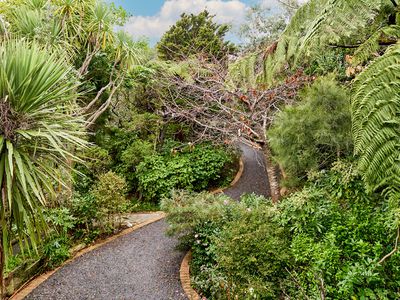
[115,139,155,190]
[45,207,76,237]
[70,193,101,241]
[74,146,113,193]
[43,236,71,269]
[279,162,400,299]
[91,171,128,226]
[162,192,287,299]
[137,144,234,201]
[163,163,400,299]
[269,76,353,187]
[70,172,128,242]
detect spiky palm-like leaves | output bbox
[352,43,400,192]
[0,40,86,262]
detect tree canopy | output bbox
[156,10,236,62]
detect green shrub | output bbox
[74,146,113,193]
[162,192,287,299]
[45,207,76,237]
[116,139,155,190]
[43,235,71,269]
[279,162,400,299]
[70,193,101,241]
[91,171,128,220]
[137,144,234,201]
[163,163,400,299]
[269,76,353,187]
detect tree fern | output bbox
[227,52,260,89]
[353,25,400,65]
[352,43,400,191]
[261,0,396,85]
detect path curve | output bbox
[224,143,270,200]
[22,143,270,300]
[25,220,186,300]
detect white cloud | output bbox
[261,0,309,8]
[124,0,247,41]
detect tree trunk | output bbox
[262,142,281,203]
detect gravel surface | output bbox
[26,220,187,300]
[25,143,269,300]
[224,143,270,200]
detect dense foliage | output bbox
[157,10,236,61]
[137,144,236,201]
[2,0,400,297]
[163,163,400,299]
[269,76,353,186]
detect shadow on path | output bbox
[224,143,270,201]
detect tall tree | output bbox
[157,10,236,62]
[239,0,301,50]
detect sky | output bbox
[110,0,306,45]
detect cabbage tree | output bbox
[0,40,86,297]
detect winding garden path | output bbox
[21,143,270,300]
[224,143,270,200]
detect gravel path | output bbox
[24,143,269,300]
[26,220,187,300]
[224,143,270,200]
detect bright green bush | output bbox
[163,163,400,299]
[116,139,155,190]
[269,76,353,187]
[162,192,287,299]
[43,236,71,269]
[91,171,128,217]
[279,162,400,299]
[70,193,102,241]
[211,203,289,299]
[137,144,234,201]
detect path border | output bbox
[10,212,166,300]
[211,156,244,195]
[180,156,245,300]
[180,251,200,300]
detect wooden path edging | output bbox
[180,156,245,300]
[211,156,244,195]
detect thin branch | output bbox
[81,82,113,114]
[379,226,400,264]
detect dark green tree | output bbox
[268,76,353,187]
[157,10,235,61]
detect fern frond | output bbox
[353,25,400,65]
[227,52,260,89]
[260,0,396,85]
[352,43,400,191]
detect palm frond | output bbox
[0,39,87,257]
